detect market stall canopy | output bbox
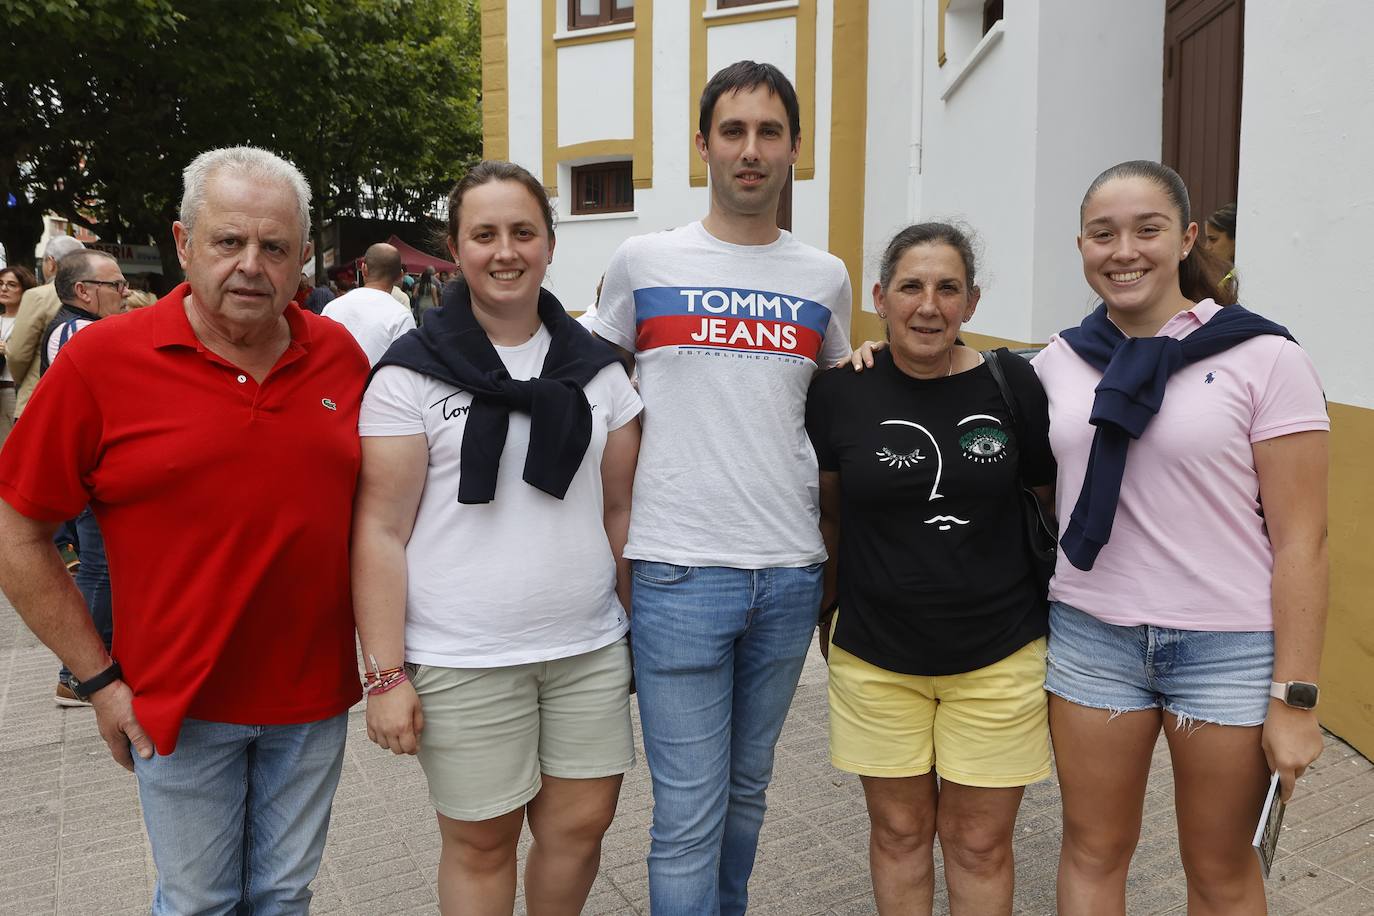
[332,235,457,277]
[386,235,457,273]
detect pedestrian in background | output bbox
[0,264,38,447]
[7,235,85,420]
[411,264,440,322]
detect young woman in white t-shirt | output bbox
[351,161,642,916]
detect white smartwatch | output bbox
[1270,680,1320,710]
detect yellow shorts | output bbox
[827,636,1051,788]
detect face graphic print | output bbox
[874,412,1010,531]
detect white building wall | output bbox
[1237,7,1373,409]
[860,0,921,312]
[794,0,833,252]
[558,40,635,146]
[912,0,1166,344]
[1029,0,1164,341]
[917,0,1038,343]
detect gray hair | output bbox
[180,147,312,248]
[44,235,86,263]
[54,250,117,305]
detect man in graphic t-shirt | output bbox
[591,60,852,915]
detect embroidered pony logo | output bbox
[1204,372,1216,385]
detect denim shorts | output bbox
[1045,601,1274,728]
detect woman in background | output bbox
[0,264,38,446]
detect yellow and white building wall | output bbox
[483,0,1372,757]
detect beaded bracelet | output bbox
[364,669,409,697]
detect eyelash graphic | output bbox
[875,446,924,469]
[960,427,1008,463]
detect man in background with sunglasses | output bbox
[36,248,129,706]
[40,249,130,375]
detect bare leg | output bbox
[1164,713,1269,915]
[435,807,525,916]
[860,773,938,915]
[936,781,1026,916]
[1050,696,1161,916]
[524,774,623,916]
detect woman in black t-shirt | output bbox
[805,223,1055,915]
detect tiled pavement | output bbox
[3,599,1373,915]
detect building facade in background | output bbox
[483,0,1373,757]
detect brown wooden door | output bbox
[1163,0,1244,222]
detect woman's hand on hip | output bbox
[365,680,425,756]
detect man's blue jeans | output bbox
[133,714,348,915]
[58,506,112,684]
[630,562,823,916]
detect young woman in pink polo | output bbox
[1035,161,1329,914]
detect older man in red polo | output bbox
[0,146,368,914]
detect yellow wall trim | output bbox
[1323,401,1374,759]
[553,27,633,48]
[542,2,652,198]
[481,0,510,161]
[937,0,950,67]
[688,0,817,188]
[827,1,868,346]
[959,330,1037,351]
[633,0,654,192]
[556,139,636,160]
[541,0,559,194]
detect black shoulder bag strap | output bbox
[982,349,1057,595]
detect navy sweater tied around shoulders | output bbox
[1057,302,1295,571]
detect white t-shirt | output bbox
[591,221,852,568]
[360,325,642,667]
[322,287,417,366]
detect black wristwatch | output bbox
[72,660,124,702]
[1270,680,1319,710]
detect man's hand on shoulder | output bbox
[91,680,154,772]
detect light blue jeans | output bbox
[630,561,823,916]
[133,714,348,915]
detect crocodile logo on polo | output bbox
[321,398,337,411]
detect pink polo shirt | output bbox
[1033,300,1328,631]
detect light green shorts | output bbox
[409,637,634,821]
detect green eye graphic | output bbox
[960,427,1008,463]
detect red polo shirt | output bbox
[0,284,367,753]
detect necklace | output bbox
[945,350,955,377]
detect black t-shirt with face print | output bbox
[805,348,1055,676]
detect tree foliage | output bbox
[0,0,481,276]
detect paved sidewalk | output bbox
[3,599,1373,915]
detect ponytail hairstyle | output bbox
[1080,160,1237,305]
